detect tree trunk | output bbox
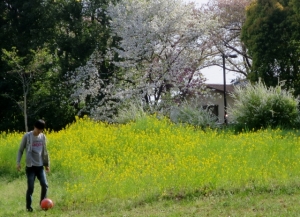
[22,73,28,132]
[24,93,28,132]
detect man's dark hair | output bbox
[34,119,46,130]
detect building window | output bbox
[203,105,219,117]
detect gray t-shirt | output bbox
[17,131,50,167]
[31,134,44,166]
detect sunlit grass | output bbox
[1,115,300,212]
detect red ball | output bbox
[40,198,54,210]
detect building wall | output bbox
[201,91,234,124]
[217,93,234,123]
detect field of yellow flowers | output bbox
[1,116,300,209]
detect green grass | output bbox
[2,116,300,216]
[2,177,300,216]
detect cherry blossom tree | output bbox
[69,0,219,120]
[202,0,251,79]
[107,0,218,104]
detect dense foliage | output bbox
[1,0,300,132]
[228,81,299,130]
[170,99,218,129]
[241,0,300,95]
[69,0,218,122]
[0,0,115,131]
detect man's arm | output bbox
[16,134,27,171]
[43,134,50,172]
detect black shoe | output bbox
[26,207,33,212]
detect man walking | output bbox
[17,119,50,212]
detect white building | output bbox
[205,84,235,123]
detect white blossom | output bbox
[106,0,218,104]
[68,0,219,120]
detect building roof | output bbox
[206,84,235,93]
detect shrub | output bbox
[112,99,149,124]
[228,81,299,130]
[170,99,218,129]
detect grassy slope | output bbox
[1,178,300,217]
[3,118,300,216]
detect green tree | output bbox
[0,0,61,131]
[0,0,116,131]
[1,47,52,131]
[241,0,300,95]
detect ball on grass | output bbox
[40,198,54,210]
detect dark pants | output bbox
[25,166,48,209]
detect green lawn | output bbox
[1,177,300,217]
